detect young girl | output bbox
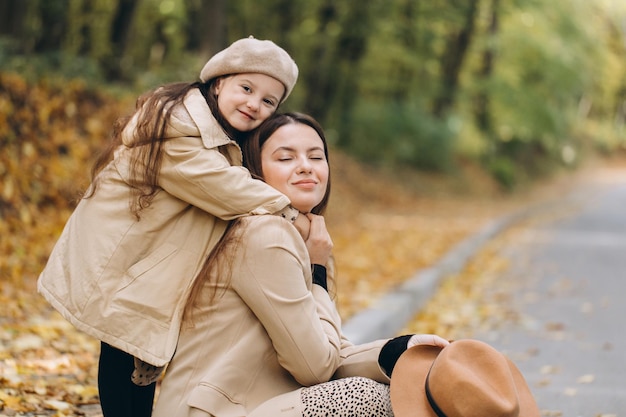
[152,113,450,417]
[37,37,299,417]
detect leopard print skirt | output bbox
[301,376,394,417]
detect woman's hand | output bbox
[305,213,333,266]
[292,212,311,240]
[407,334,450,349]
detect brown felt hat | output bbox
[199,36,298,102]
[390,339,540,417]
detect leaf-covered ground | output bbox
[0,72,602,416]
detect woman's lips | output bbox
[293,180,317,189]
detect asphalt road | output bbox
[474,169,626,417]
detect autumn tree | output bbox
[103,0,140,80]
[186,0,227,58]
[474,0,500,135]
[432,0,480,118]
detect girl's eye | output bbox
[241,85,251,92]
[263,98,276,107]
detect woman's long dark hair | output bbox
[186,112,333,317]
[85,77,248,218]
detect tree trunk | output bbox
[302,0,374,133]
[301,0,339,121]
[271,0,296,48]
[432,0,480,118]
[0,0,27,38]
[333,4,375,144]
[34,0,70,53]
[474,0,499,133]
[390,0,419,102]
[105,0,140,80]
[78,0,93,56]
[186,0,227,59]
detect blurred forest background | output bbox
[2,0,626,308]
[1,1,626,413]
[2,0,626,305]
[2,0,625,187]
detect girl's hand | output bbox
[292,213,311,240]
[305,213,333,266]
[407,334,450,349]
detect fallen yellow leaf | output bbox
[563,387,577,396]
[576,374,595,384]
[43,399,72,411]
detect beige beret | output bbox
[199,36,299,102]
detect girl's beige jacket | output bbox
[37,89,294,367]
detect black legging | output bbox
[98,342,156,417]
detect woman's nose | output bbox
[298,158,313,173]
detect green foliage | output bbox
[490,2,593,141]
[486,156,518,191]
[0,50,105,83]
[0,0,624,187]
[348,100,455,172]
[580,119,626,156]
[127,0,189,72]
[455,0,626,186]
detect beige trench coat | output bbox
[37,89,295,367]
[152,215,390,417]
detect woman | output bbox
[152,113,449,417]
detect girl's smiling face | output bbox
[215,73,285,132]
[260,123,329,213]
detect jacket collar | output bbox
[183,88,231,149]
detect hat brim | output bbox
[390,344,443,417]
[505,357,541,417]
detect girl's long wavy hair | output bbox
[85,78,248,218]
[185,112,333,317]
